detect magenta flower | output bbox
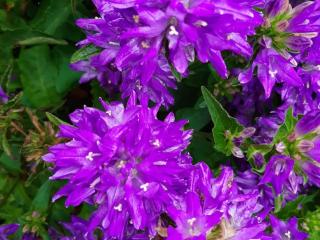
[167,191,221,240]
[260,155,294,195]
[73,0,262,105]
[269,215,308,240]
[42,94,193,238]
[0,224,19,239]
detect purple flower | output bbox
[239,0,320,98]
[221,191,268,240]
[239,40,302,98]
[0,86,8,104]
[73,0,262,105]
[293,110,320,186]
[60,216,96,240]
[269,215,308,240]
[0,224,19,239]
[167,191,221,240]
[260,155,294,195]
[42,94,193,238]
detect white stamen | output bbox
[114,203,122,212]
[169,26,179,36]
[195,20,208,27]
[187,217,196,226]
[140,183,149,192]
[106,110,112,116]
[86,152,100,161]
[269,69,278,78]
[284,231,291,239]
[152,139,161,147]
[108,41,120,46]
[117,160,126,169]
[153,161,167,166]
[136,81,142,90]
[302,19,310,25]
[90,177,100,188]
[141,41,150,48]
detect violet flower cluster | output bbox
[71,0,263,106]
[34,0,320,239]
[42,95,310,239]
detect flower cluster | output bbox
[71,0,262,106]
[34,0,320,239]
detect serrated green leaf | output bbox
[201,86,243,155]
[70,44,101,63]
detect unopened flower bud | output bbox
[287,133,297,142]
[253,153,264,168]
[240,127,256,138]
[232,146,244,158]
[276,142,286,153]
[297,140,314,153]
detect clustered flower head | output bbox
[43,94,194,238]
[71,0,263,106]
[33,0,320,239]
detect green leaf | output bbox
[247,144,273,173]
[277,194,316,219]
[1,132,12,159]
[52,46,81,94]
[70,44,101,63]
[30,180,52,213]
[17,36,67,46]
[46,112,70,127]
[201,86,243,155]
[0,147,21,174]
[0,9,28,31]
[273,108,297,143]
[304,207,320,239]
[30,0,73,35]
[176,107,210,131]
[17,45,63,108]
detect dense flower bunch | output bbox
[2,0,320,239]
[71,0,263,106]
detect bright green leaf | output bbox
[46,112,70,127]
[70,44,101,63]
[201,86,243,155]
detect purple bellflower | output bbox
[73,0,263,106]
[239,0,320,98]
[0,224,19,240]
[167,191,221,240]
[269,215,308,240]
[42,93,193,238]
